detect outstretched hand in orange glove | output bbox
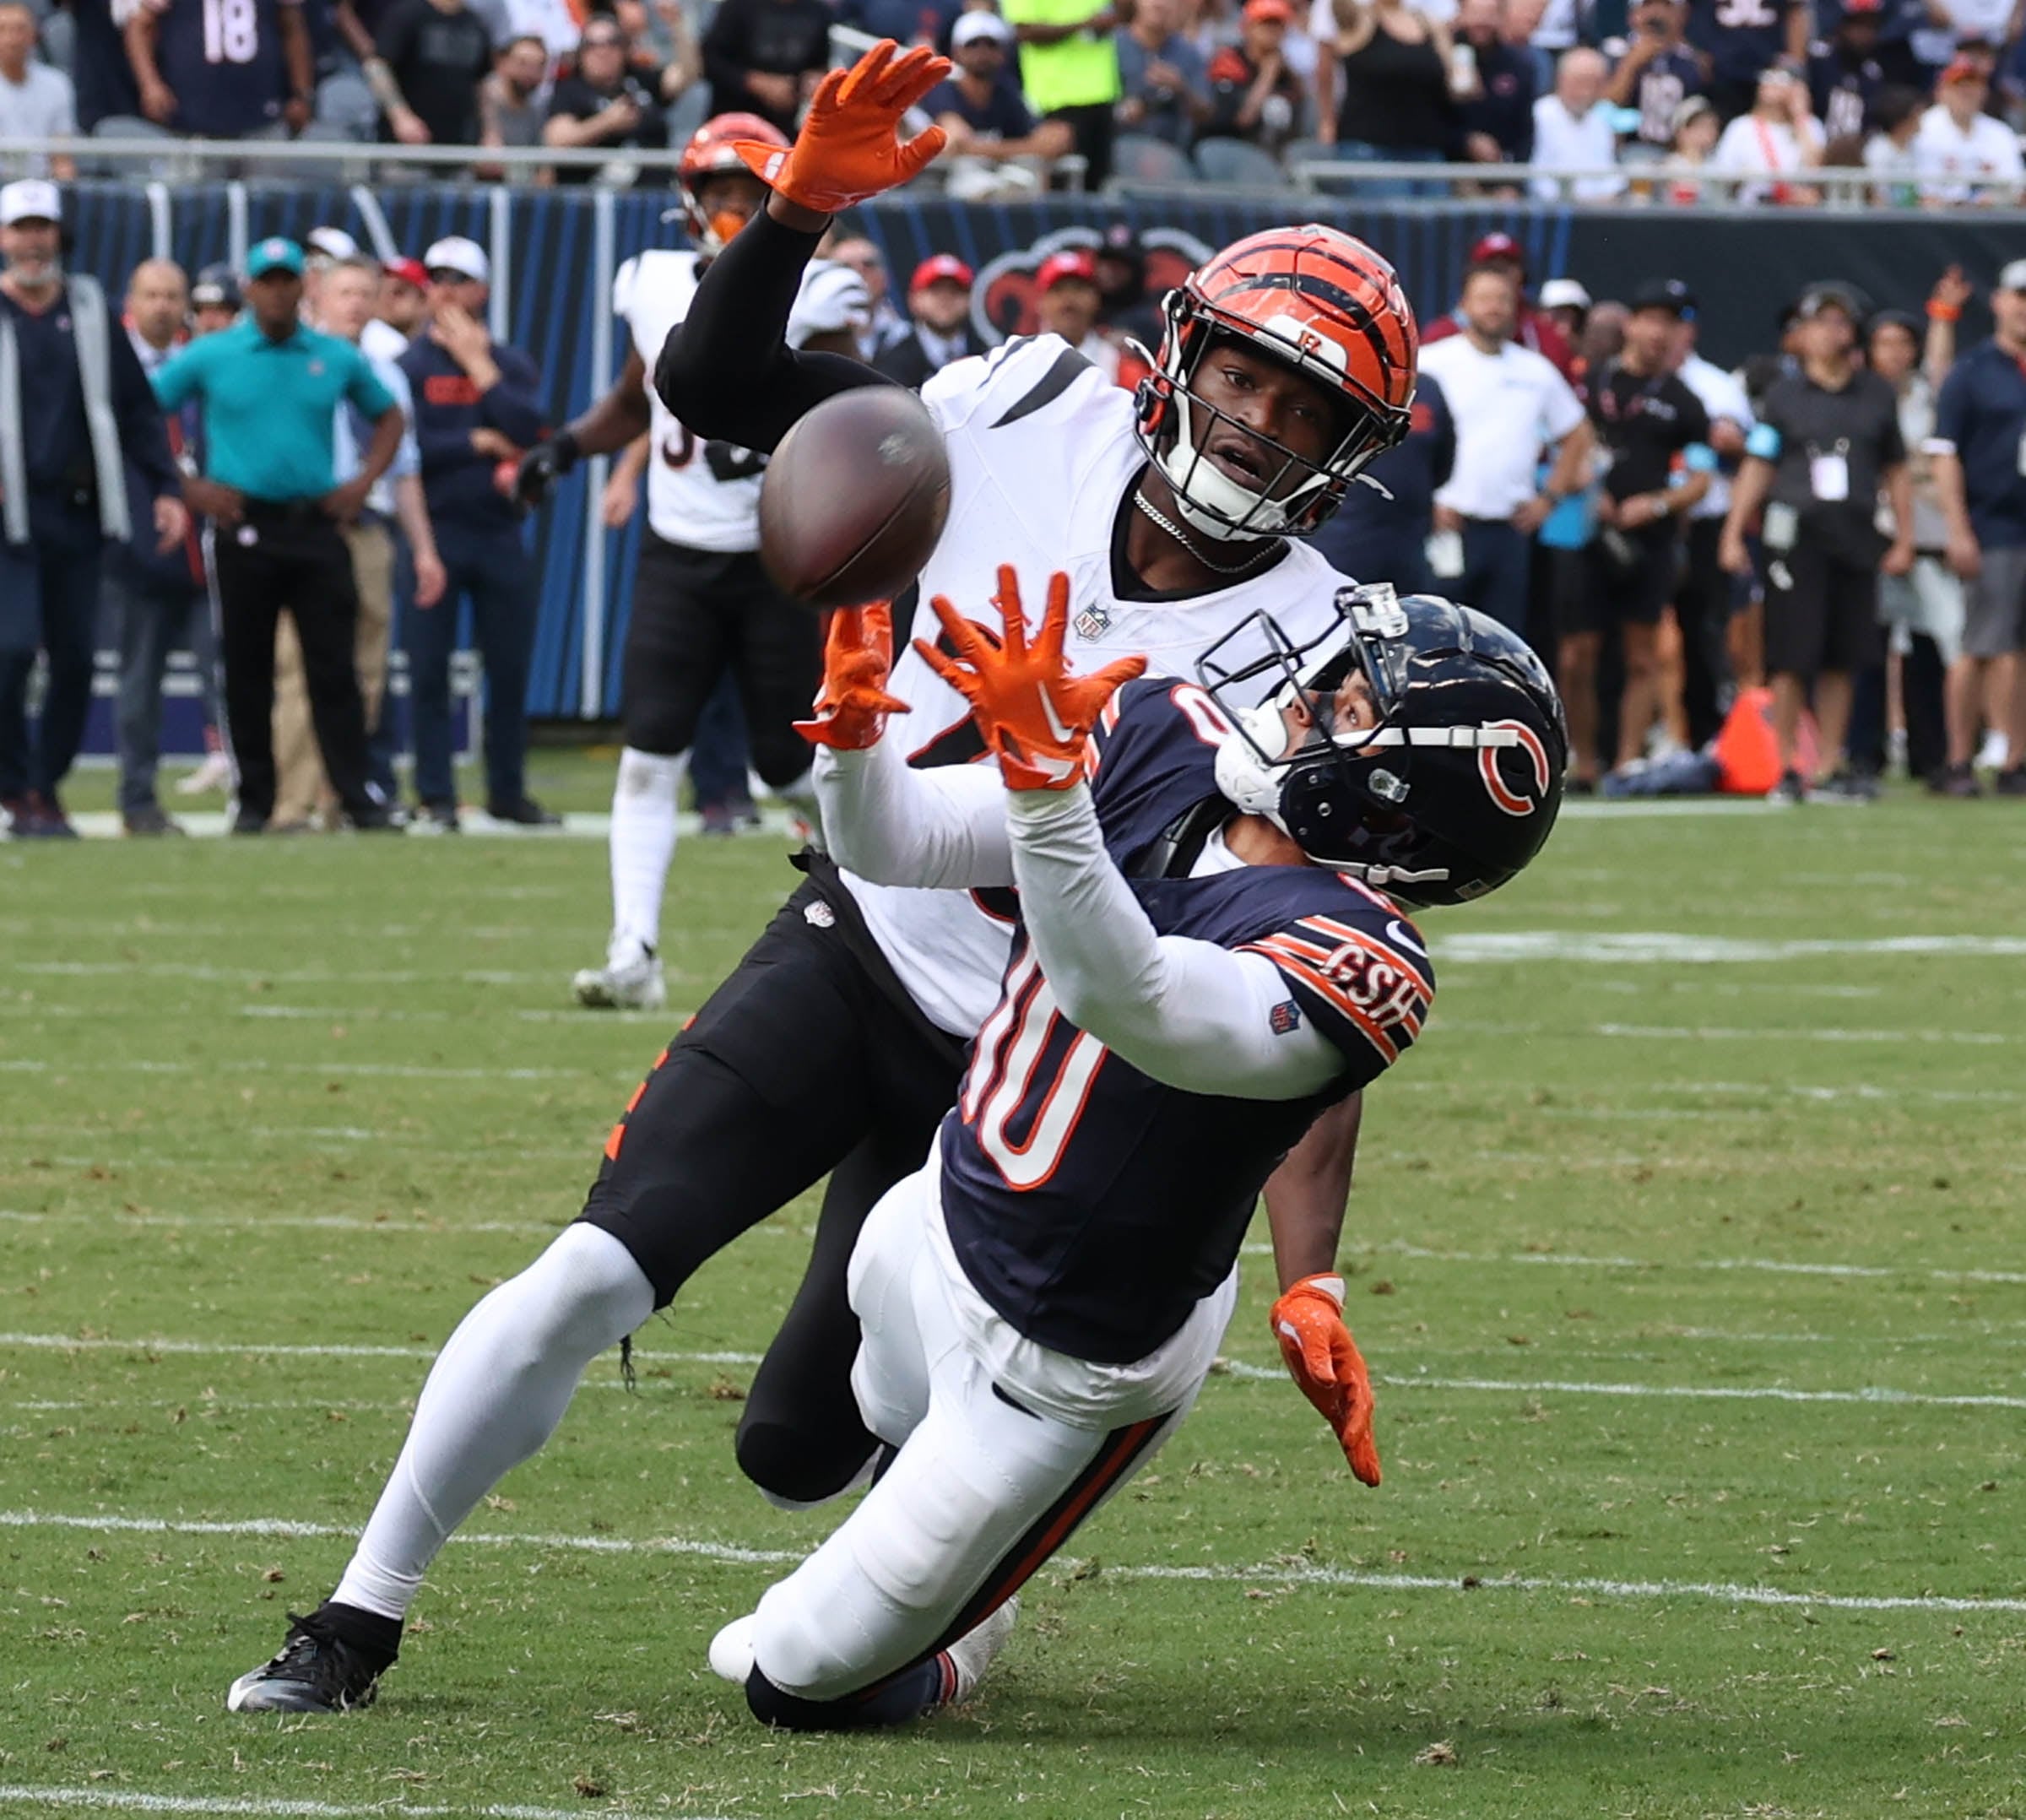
[916,566,1146,790]
[794,602,910,750]
[734,41,951,215]
[1270,1273,1382,1487]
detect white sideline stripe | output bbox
[0,1332,761,1366]
[0,1059,626,1081]
[1214,1361,2026,1411]
[57,805,799,842]
[1432,930,2026,964]
[0,1210,566,1239]
[1235,1240,2026,1286]
[0,1785,734,1820]
[1591,1022,2015,1046]
[3,1511,2022,1617]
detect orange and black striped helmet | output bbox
[675,113,787,252]
[1135,225,1419,540]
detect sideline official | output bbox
[153,236,406,834]
[399,236,555,831]
[0,178,183,839]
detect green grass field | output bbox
[4,777,2025,1819]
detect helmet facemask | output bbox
[1135,298,1412,544]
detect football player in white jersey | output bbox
[223,43,1424,1717]
[512,113,874,1013]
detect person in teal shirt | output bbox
[150,237,407,833]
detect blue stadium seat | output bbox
[1110,133,1195,187]
[1193,138,1287,188]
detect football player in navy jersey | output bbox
[695,569,1565,1730]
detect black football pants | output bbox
[578,875,963,1504]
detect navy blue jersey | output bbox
[938,679,1435,1365]
[153,0,295,134]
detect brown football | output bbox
[758,386,952,609]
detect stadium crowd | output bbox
[3,0,2026,198]
[2,165,2023,837]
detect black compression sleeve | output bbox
[653,209,896,452]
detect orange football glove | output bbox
[916,566,1146,791]
[734,41,951,215]
[794,602,911,750]
[1270,1274,1382,1487]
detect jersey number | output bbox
[659,428,768,483]
[962,951,1108,1190]
[203,0,259,64]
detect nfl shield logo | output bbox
[1074,605,1111,641]
[1269,1000,1302,1036]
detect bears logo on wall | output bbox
[972,227,1214,345]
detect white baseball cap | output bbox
[306,225,360,263]
[0,178,62,227]
[1538,278,1592,312]
[422,236,490,283]
[1997,257,2026,294]
[952,10,1013,46]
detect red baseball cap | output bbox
[1941,53,1985,83]
[385,257,430,290]
[1243,0,1295,20]
[910,252,975,291]
[1037,248,1097,291]
[1468,231,1525,271]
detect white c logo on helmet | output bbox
[1478,719,1551,817]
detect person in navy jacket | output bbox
[397,236,555,830]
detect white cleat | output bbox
[709,1613,757,1685]
[572,940,667,1011]
[176,750,236,797]
[943,1596,1019,1705]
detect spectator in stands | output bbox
[826,234,910,358]
[1530,46,1624,198]
[1317,0,1464,168]
[0,180,181,840]
[1454,0,1536,170]
[377,255,429,341]
[1418,263,1592,641]
[837,0,966,51]
[926,9,1074,185]
[1866,298,1965,791]
[1032,246,1115,372]
[1001,0,1124,189]
[110,256,214,837]
[398,235,554,829]
[1660,90,1720,198]
[271,254,443,831]
[1606,0,1708,156]
[544,15,685,182]
[1092,222,1161,346]
[1913,54,2023,202]
[1115,0,1212,145]
[1422,231,1577,377]
[1569,277,1713,783]
[151,236,402,834]
[66,0,141,133]
[364,0,496,151]
[1311,369,1454,592]
[1928,257,2026,794]
[1810,0,1888,143]
[1200,0,1307,156]
[1710,65,1823,203]
[874,253,983,387]
[0,1,75,179]
[1862,81,1925,201]
[1685,0,1807,121]
[699,0,831,138]
[126,0,313,138]
[479,30,553,171]
[1720,282,1914,803]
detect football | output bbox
[758,386,952,609]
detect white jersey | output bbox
[614,249,873,554]
[839,333,1357,1038]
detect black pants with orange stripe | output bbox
[577,872,964,1505]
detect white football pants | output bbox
[750,1163,1218,1701]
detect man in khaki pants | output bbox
[272,255,444,830]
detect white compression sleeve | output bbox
[609,746,689,952]
[812,736,1014,889]
[331,1226,655,1622]
[1005,786,1343,1100]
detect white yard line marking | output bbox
[0,1332,761,1365]
[3,1511,2022,1617]
[0,1059,622,1081]
[0,1211,568,1239]
[1234,1240,2026,1286]
[0,1785,735,1820]
[1432,930,2026,964]
[1592,1022,2015,1046]
[57,805,799,842]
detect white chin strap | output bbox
[1157,386,1320,544]
[1214,710,1296,829]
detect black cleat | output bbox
[227,1609,393,1714]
